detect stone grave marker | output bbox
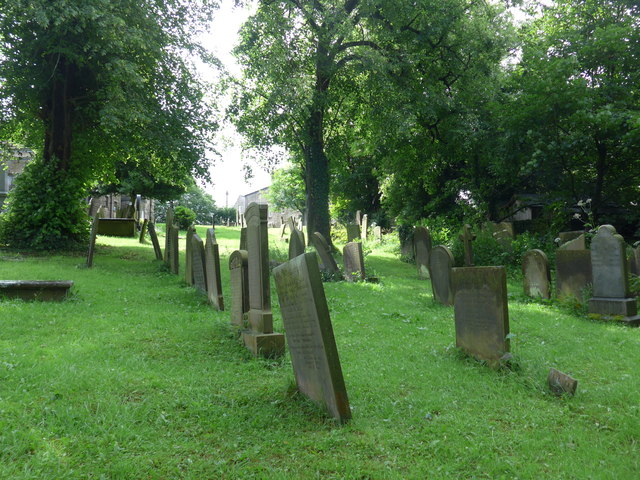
[459,224,476,266]
[555,249,591,300]
[164,208,174,263]
[243,202,285,357]
[522,249,551,299]
[239,227,247,251]
[558,230,583,246]
[205,228,224,310]
[148,223,163,260]
[451,266,510,367]
[86,208,101,268]
[185,225,196,285]
[0,280,74,301]
[355,210,362,226]
[487,222,514,249]
[229,250,249,328]
[548,368,578,396]
[273,252,351,423]
[414,226,432,279]
[343,242,365,282]
[289,228,306,260]
[346,223,361,243]
[588,225,640,325]
[191,233,207,295]
[361,214,368,242]
[628,247,640,276]
[559,233,585,250]
[139,219,148,244]
[373,226,382,242]
[401,229,414,257]
[169,223,179,274]
[429,245,454,306]
[311,232,340,275]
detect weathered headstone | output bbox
[401,229,414,257]
[273,252,352,423]
[355,210,362,226]
[522,249,551,299]
[548,368,578,396]
[205,228,224,310]
[361,214,368,242]
[555,250,591,300]
[169,224,179,274]
[243,203,285,357]
[429,245,454,306]
[459,224,476,266]
[487,222,514,249]
[191,233,207,294]
[373,226,382,242]
[311,232,340,275]
[558,230,583,246]
[164,208,174,263]
[148,223,163,260]
[139,219,148,244]
[289,228,306,260]
[229,250,249,328]
[414,226,432,279]
[346,223,361,243]
[628,247,640,276]
[588,225,640,325]
[343,242,365,282]
[559,233,586,250]
[86,208,101,268]
[451,266,510,367]
[184,225,196,285]
[239,227,247,251]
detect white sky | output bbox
[198,0,273,207]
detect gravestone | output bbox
[273,252,351,423]
[459,224,476,266]
[555,250,591,300]
[191,233,207,295]
[164,208,174,263]
[311,232,340,275]
[401,229,414,257]
[558,230,583,246]
[185,225,195,285]
[628,247,640,276]
[139,219,148,244]
[96,218,136,237]
[355,210,362,226]
[289,228,306,260]
[86,209,101,268]
[487,222,514,249]
[243,203,285,357]
[429,245,454,306]
[361,214,368,242]
[373,226,382,242]
[346,223,361,243]
[548,368,578,396]
[148,223,163,260]
[205,228,224,310]
[588,225,640,325]
[239,227,247,250]
[522,249,551,299]
[451,266,510,367]
[559,233,585,250]
[280,222,287,239]
[229,250,249,328]
[0,280,74,301]
[343,242,365,282]
[414,226,432,279]
[169,224,179,274]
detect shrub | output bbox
[173,206,196,230]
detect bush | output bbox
[173,206,196,230]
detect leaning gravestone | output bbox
[289,228,306,260]
[311,232,340,275]
[343,242,365,282]
[346,223,361,243]
[148,223,163,260]
[185,225,196,285]
[139,219,148,244]
[86,208,101,268]
[430,245,454,306]
[588,225,640,325]
[229,250,249,328]
[273,252,352,423]
[243,203,285,357]
[191,233,207,295]
[164,208,174,263]
[451,266,510,367]
[459,224,476,266]
[361,214,368,242]
[414,226,432,279]
[559,233,585,250]
[556,249,591,300]
[522,249,551,299]
[205,228,224,310]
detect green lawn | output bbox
[1,227,638,479]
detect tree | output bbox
[154,183,217,225]
[0,0,217,249]
[265,165,306,217]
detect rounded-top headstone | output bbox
[429,245,454,305]
[591,224,628,298]
[522,249,551,299]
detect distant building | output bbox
[0,147,32,208]
[234,186,301,228]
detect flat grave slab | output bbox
[0,280,74,301]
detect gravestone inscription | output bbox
[430,245,454,306]
[522,249,551,299]
[273,252,352,423]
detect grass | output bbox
[1,226,638,479]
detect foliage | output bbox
[155,184,236,226]
[265,165,305,216]
[173,206,196,230]
[0,158,89,250]
[214,207,237,226]
[0,0,218,249]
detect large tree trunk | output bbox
[43,55,73,170]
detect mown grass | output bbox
[1,227,638,479]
